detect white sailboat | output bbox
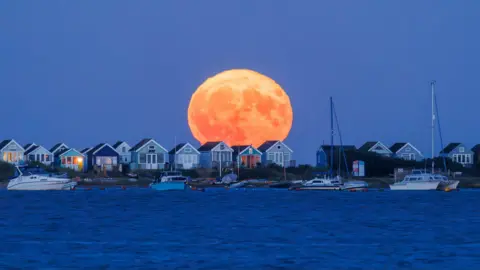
[390,81,459,191]
[292,97,367,191]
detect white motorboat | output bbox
[341,180,369,190]
[150,171,188,191]
[291,176,342,191]
[390,171,441,191]
[7,166,77,191]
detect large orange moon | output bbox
[187,69,293,147]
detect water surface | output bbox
[0,188,479,269]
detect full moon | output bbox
[187,69,293,147]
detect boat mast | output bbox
[330,96,334,178]
[431,80,436,174]
[172,136,177,172]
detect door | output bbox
[146,154,157,170]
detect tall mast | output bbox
[330,97,334,178]
[173,136,177,172]
[431,80,436,174]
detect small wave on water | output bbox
[0,188,479,269]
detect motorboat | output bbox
[150,171,188,191]
[290,176,342,191]
[391,169,458,191]
[7,166,77,191]
[389,171,442,191]
[341,180,369,191]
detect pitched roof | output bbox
[258,141,279,152]
[198,141,222,152]
[232,145,250,156]
[129,139,152,152]
[169,143,186,154]
[472,144,480,152]
[358,141,378,152]
[24,145,40,155]
[112,141,125,149]
[390,143,407,153]
[57,148,83,157]
[81,147,91,154]
[24,143,36,151]
[56,148,70,156]
[440,143,461,154]
[50,143,67,153]
[90,143,107,154]
[0,139,13,151]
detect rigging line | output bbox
[434,91,448,171]
[332,101,350,176]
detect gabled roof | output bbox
[24,143,37,151]
[389,143,407,153]
[258,141,277,152]
[472,144,480,152]
[0,140,12,151]
[129,139,151,152]
[231,145,262,156]
[0,139,24,152]
[358,141,378,152]
[257,140,293,153]
[440,143,461,154]
[129,138,167,153]
[319,145,357,152]
[169,143,200,155]
[89,143,117,155]
[24,145,40,155]
[359,141,392,153]
[232,145,250,156]
[24,145,53,156]
[50,143,68,153]
[169,143,186,154]
[81,147,91,154]
[198,141,222,152]
[57,148,84,157]
[112,141,126,149]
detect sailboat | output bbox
[390,81,459,191]
[291,97,368,191]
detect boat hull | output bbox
[290,186,341,191]
[341,181,369,190]
[389,181,440,191]
[151,182,185,191]
[438,180,459,190]
[7,181,77,191]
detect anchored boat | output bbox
[7,166,77,191]
[150,171,188,191]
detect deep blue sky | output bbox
[1,1,478,164]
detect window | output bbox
[46,155,51,162]
[157,153,164,163]
[61,157,66,164]
[122,147,126,153]
[466,155,471,164]
[459,147,465,153]
[29,154,35,161]
[184,147,191,153]
[139,153,147,163]
[148,145,155,153]
[67,157,72,164]
[36,154,40,161]
[268,153,274,160]
[405,147,411,152]
[277,145,281,149]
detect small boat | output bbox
[389,171,441,191]
[341,180,369,191]
[7,166,77,191]
[150,171,187,191]
[290,176,342,191]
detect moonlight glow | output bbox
[187,69,293,147]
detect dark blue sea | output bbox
[0,188,479,269]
